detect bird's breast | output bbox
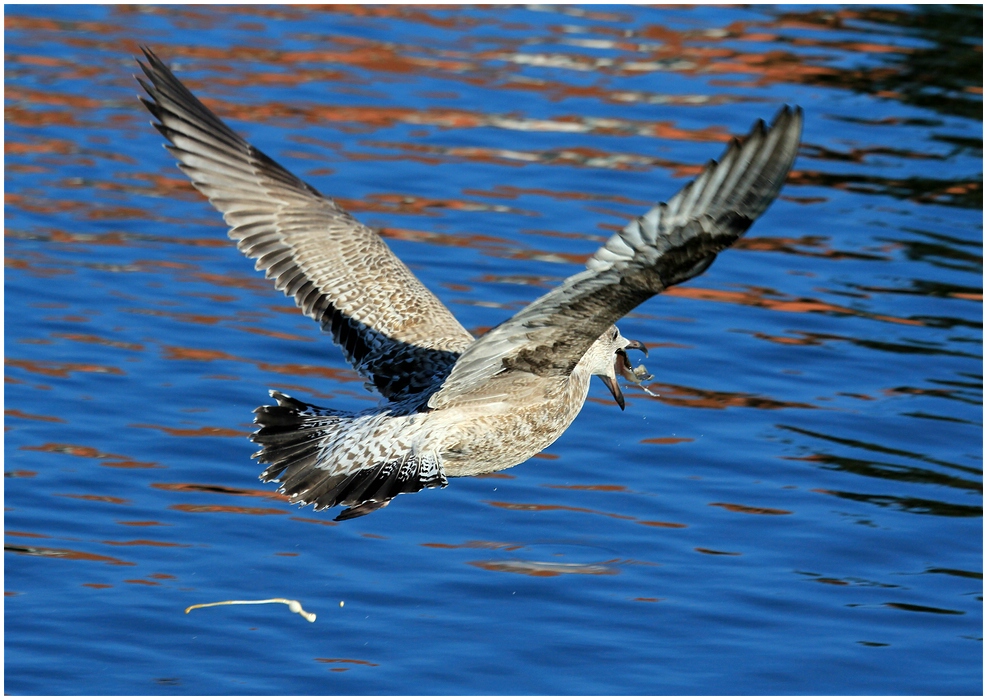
[437,370,594,477]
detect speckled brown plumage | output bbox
[137,47,802,520]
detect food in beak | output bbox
[600,341,655,410]
[618,342,653,385]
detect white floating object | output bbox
[185,598,316,623]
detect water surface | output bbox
[4,4,982,694]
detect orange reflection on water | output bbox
[169,504,287,516]
[4,470,38,478]
[101,539,191,548]
[153,482,289,502]
[5,409,65,423]
[229,325,314,343]
[6,358,125,378]
[485,500,636,521]
[288,517,338,527]
[5,530,50,539]
[543,483,628,492]
[161,344,362,385]
[4,543,135,566]
[664,286,926,327]
[642,383,815,411]
[56,493,130,505]
[639,521,688,529]
[131,424,248,438]
[51,333,144,352]
[314,658,380,671]
[21,443,164,469]
[640,437,693,445]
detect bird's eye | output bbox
[611,329,619,341]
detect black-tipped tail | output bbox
[252,391,446,520]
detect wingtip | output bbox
[772,103,805,130]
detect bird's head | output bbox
[585,325,653,410]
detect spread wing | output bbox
[429,106,802,409]
[136,47,473,402]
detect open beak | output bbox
[600,340,651,411]
[600,372,625,410]
[624,339,648,357]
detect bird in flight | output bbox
[136,47,802,520]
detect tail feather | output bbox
[251,390,446,520]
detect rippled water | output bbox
[5,5,982,695]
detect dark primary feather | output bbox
[430,106,802,408]
[135,47,472,402]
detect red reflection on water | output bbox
[485,500,636,521]
[153,482,289,502]
[288,517,338,527]
[639,521,688,529]
[709,502,793,516]
[4,409,65,423]
[22,443,164,469]
[101,540,192,548]
[229,325,314,342]
[314,657,379,667]
[162,346,238,363]
[644,384,815,411]
[640,437,693,445]
[4,470,38,478]
[5,530,50,539]
[5,105,81,128]
[256,361,361,382]
[665,286,926,327]
[131,424,249,438]
[735,235,888,262]
[51,333,144,351]
[5,15,126,37]
[465,184,645,207]
[161,344,362,385]
[4,543,135,566]
[117,521,170,527]
[6,358,125,378]
[56,493,130,505]
[543,483,628,492]
[169,504,287,515]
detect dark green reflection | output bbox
[782,5,983,121]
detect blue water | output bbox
[5,4,982,695]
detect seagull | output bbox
[136,47,802,520]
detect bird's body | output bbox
[136,47,802,520]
